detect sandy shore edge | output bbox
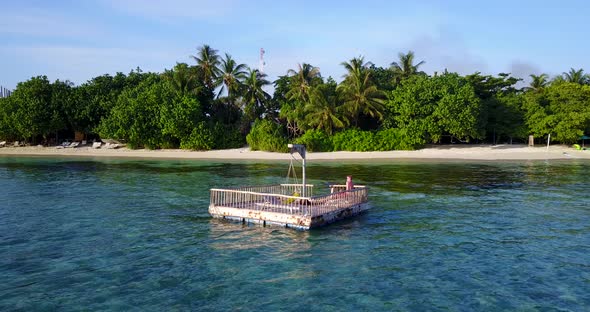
[1,144,590,161]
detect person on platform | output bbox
[346,176,354,191]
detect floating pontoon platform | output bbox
[209,184,369,230]
[208,144,369,230]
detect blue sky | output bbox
[0,0,588,90]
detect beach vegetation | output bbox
[97,75,170,149]
[390,50,426,84]
[1,44,590,151]
[523,82,590,144]
[385,73,482,143]
[242,69,271,124]
[280,63,323,136]
[191,44,221,91]
[338,56,385,127]
[561,68,590,85]
[216,54,247,102]
[0,76,67,144]
[527,74,549,91]
[304,83,348,135]
[246,119,289,152]
[293,129,333,152]
[180,122,214,150]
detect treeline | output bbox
[1,46,590,151]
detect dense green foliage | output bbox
[97,76,176,149]
[2,45,590,151]
[0,58,244,150]
[0,76,69,143]
[294,128,421,152]
[246,119,288,152]
[385,73,483,143]
[180,122,214,150]
[293,129,333,152]
[523,82,590,144]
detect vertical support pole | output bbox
[302,157,306,198]
[493,128,496,145]
[288,144,307,198]
[547,133,551,151]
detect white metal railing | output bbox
[209,184,367,217]
[329,184,365,194]
[307,186,367,216]
[220,184,314,197]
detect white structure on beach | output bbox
[0,86,12,98]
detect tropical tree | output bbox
[386,73,483,143]
[281,63,322,136]
[484,92,527,144]
[338,56,385,126]
[286,63,321,103]
[562,68,589,85]
[190,44,221,90]
[50,80,73,137]
[162,63,201,97]
[217,53,247,100]
[97,75,171,149]
[390,50,425,83]
[304,84,347,135]
[242,68,271,122]
[0,96,19,141]
[551,75,566,84]
[464,72,523,143]
[3,76,67,143]
[528,73,549,91]
[246,119,289,152]
[369,64,396,91]
[522,82,590,143]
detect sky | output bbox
[0,0,589,90]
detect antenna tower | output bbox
[259,48,265,73]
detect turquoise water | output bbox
[1,157,589,311]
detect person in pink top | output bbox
[346,176,354,191]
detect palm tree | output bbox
[551,75,566,84]
[286,63,321,103]
[190,44,221,90]
[562,68,589,84]
[217,53,247,101]
[162,63,201,96]
[304,85,348,135]
[242,68,271,122]
[338,56,385,126]
[527,73,549,91]
[390,50,425,82]
[282,63,321,136]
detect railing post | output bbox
[302,157,306,198]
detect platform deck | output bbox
[209,184,369,230]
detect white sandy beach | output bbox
[1,144,589,161]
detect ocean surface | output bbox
[0,156,589,311]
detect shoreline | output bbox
[1,144,590,161]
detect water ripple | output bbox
[0,158,589,311]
